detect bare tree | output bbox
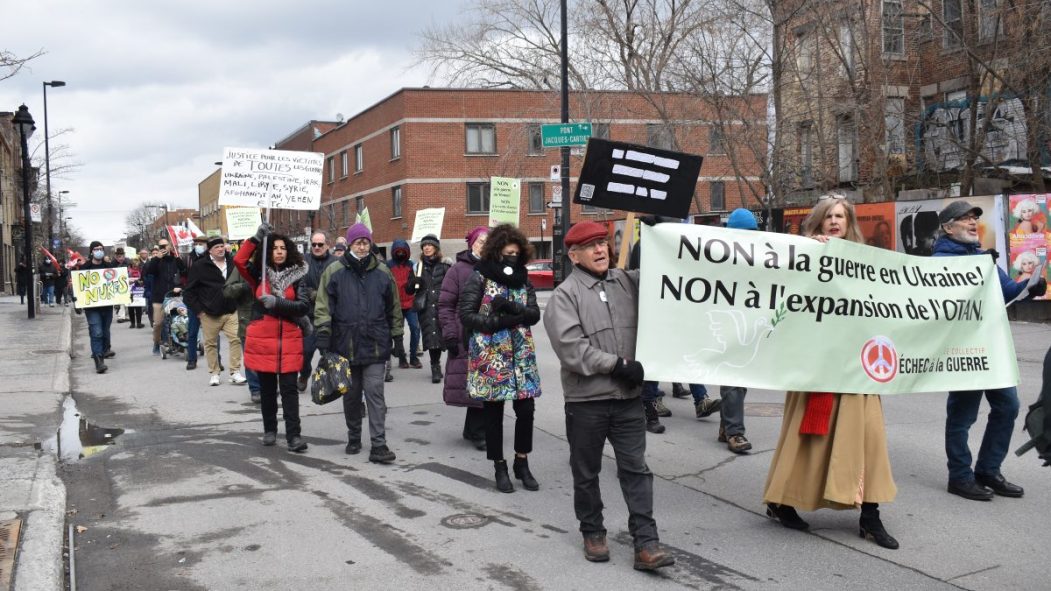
[125,204,162,248]
[0,48,44,82]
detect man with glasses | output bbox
[301,231,338,391]
[142,238,187,356]
[934,200,1046,501]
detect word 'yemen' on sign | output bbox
[218,147,324,211]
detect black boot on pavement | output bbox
[512,456,539,491]
[103,349,115,359]
[671,383,689,398]
[859,503,899,549]
[385,361,395,383]
[287,436,308,453]
[494,459,514,493]
[369,445,396,464]
[430,364,442,384]
[766,503,809,530]
[643,401,665,434]
[262,432,277,446]
[92,355,108,374]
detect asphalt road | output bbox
[60,297,1051,590]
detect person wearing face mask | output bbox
[185,236,246,387]
[80,241,118,373]
[459,224,542,493]
[408,234,452,383]
[934,201,1046,502]
[181,235,210,370]
[438,227,489,450]
[315,223,403,463]
[142,238,187,356]
[386,239,420,373]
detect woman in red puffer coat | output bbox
[234,223,311,453]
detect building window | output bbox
[581,202,600,213]
[591,122,610,140]
[467,182,490,214]
[392,186,403,217]
[646,124,675,150]
[799,122,814,187]
[355,195,365,213]
[837,116,858,183]
[885,98,905,155]
[465,123,496,154]
[327,156,335,183]
[978,0,1001,42]
[708,127,726,154]
[943,0,963,48]
[839,23,855,74]
[340,151,349,178]
[795,32,814,73]
[390,126,401,160]
[882,1,904,55]
[342,201,350,226]
[527,182,544,214]
[354,144,363,172]
[710,181,726,211]
[527,123,544,155]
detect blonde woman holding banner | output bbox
[763,194,899,550]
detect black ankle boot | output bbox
[494,460,514,493]
[859,503,899,549]
[93,355,108,374]
[766,503,808,530]
[431,364,443,384]
[512,456,539,491]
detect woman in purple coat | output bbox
[438,226,489,450]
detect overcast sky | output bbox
[1,0,466,245]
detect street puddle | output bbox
[40,397,126,462]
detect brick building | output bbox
[0,115,23,293]
[267,88,766,256]
[775,0,1049,205]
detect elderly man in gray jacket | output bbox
[543,220,674,571]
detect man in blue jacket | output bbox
[933,200,1046,501]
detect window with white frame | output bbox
[355,195,364,213]
[882,1,904,55]
[591,122,611,140]
[340,151,349,178]
[943,0,963,48]
[465,123,496,154]
[837,116,858,182]
[327,156,335,183]
[709,126,726,154]
[839,23,855,74]
[392,186,403,217]
[646,124,675,150]
[885,97,906,154]
[354,144,363,172]
[795,32,815,72]
[527,124,544,155]
[467,182,490,213]
[390,126,401,160]
[710,181,726,211]
[527,183,544,214]
[978,0,1001,42]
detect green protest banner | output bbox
[488,177,521,227]
[636,223,1018,394]
[72,267,132,309]
[356,207,372,231]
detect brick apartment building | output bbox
[775,0,1049,205]
[264,88,766,257]
[0,115,25,293]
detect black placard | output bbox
[573,138,703,218]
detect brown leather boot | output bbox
[633,542,675,571]
[582,533,609,562]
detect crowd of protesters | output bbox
[49,194,1046,570]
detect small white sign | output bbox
[29,203,42,223]
[551,185,563,203]
[541,218,547,231]
[225,207,263,241]
[550,165,561,182]
[411,207,446,243]
[218,147,324,211]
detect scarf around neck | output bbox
[477,258,528,288]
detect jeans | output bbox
[689,383,709,404]
[300,333,317,379]
[85,307,113,357]
[400,309,421,361]
[42,284,54,305]
[641,381,662,403]
[483,398,535,461]
[343,363,388,447]
[258,372,300,442]
[246,368,261,394]
[565,397,657,550]
[945,386,1020,483]
[719,385,747,436]
[186,306,200,362]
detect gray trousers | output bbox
[343,363,387,447]
[719,385,747,437]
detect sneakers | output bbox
[262,432,277,446]
[369,445,396,464]
[287,436,308,453]
[633,543,675,571]
[695,397,722,418]
[209,375,221,386]
[652,398,672,417]
[582,533,610,562]
[230,372,247,385]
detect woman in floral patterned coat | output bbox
[459,224,542,493]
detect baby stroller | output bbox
[161,290,190,360]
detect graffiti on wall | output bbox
[921,96,1028,171]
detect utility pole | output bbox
[553,0,571,286]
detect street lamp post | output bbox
[553,0,571,287]
[57,190,70,250]
[43,80,66,250]
[13,105,37,319]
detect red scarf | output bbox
[799,392,835,435]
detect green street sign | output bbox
[541,123,592,148]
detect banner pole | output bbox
[617,212,635,269]
[261,207,270,295]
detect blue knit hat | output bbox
[726,208,758,230]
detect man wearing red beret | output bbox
[543,220,674,571]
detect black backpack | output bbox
[1015,395,1051,467]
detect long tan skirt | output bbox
[763,392,896,511]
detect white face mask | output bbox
[194,245,206,255]
[92,249,104,259]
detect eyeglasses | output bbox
[954,214,979,223]
[311,242,326,248]
[818,194,848,202]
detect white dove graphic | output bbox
[683,310,773,381]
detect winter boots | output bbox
[430,364,443,384]
[92,355,108,374]
[643,401,665,434]
[512,456,539,491]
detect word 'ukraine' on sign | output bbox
[72,267,131,309]
[636,223,1018,396]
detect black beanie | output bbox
[89,241,104,250]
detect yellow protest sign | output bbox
[72,267,131,309]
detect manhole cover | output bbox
[744,403,784,417]
[32,349,65,355]
[440,513,489,529]
[0,518,23,590]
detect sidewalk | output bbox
[0,296,70,591]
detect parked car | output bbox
[526,259,553,290]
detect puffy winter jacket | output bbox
[438,249,482,408]
[931,236,1027,302]
[314,253,404,366]
[386,239,417,311]
[412,255,451,350]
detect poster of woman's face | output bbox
[1007,194,1051,299]
[1010,195,1047,236]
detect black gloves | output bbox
[639,215,659,227]
[987,249,1000,262]
[611,358,645,387]
[392,338,406,359]
[444,338,460,357]
[253,222,274,243]
[490,295,524,315]
[496,314,525,330]
[1029,278,1047,298]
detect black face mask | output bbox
[394,252,408,261]
[501,254,519,267]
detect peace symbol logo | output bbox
[861,336,898,384]
[103,269,116,282]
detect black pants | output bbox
[258,372,301,442]
[463,406,486,441]
[429,349,442,365]
[483,398,534,461]
[128,307,144,326]
[565,397,657,550]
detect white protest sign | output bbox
[411,208,446,243]
[218,147,324,210]
[225,207,263,241]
